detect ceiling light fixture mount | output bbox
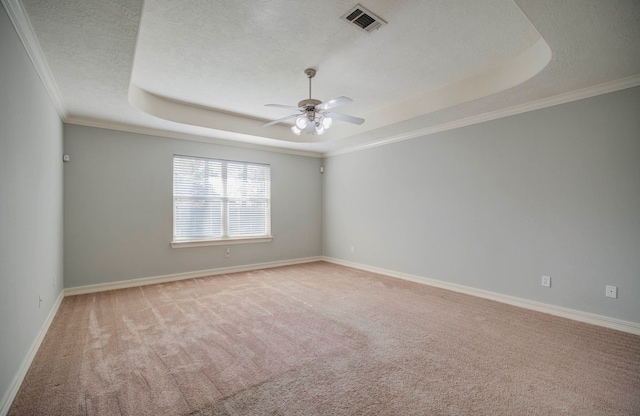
[261,68,364,136]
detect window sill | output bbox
[171,236,273,249]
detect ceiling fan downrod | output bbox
[305,68,315,99]
[299,68,321,109]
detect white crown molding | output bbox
[0,290,64,416]
[323,257,640,336]
[65,116,323,159]
[65,73,640,159]
[325,74,640,157]
[64,256,324,296]
[2,0,67,119]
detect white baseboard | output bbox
[0,290,64,416]
[323,257,640,336]
[4,255,636,416]
[64,256,324,296]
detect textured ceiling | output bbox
[132,0,536,117]
[11,0,640,155]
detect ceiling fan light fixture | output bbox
[291,125,302,135]
[315,123,326,135]
[322,117,333,129]
[295,116,308,129]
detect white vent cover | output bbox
[341,4,387,33]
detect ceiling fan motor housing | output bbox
[298,98,322,121]
[298,99,322,108]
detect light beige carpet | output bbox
[9,262,640,415]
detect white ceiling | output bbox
[7,0,640,156]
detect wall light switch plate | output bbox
[605,285,617,298]
[541,275,551,287]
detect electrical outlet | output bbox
[541,275,551,287]
[605,285,617,299]
[225,248,231,258]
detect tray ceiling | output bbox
[8,0,640,156]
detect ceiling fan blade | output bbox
[265,104,303,110]
[316,96,353,111]
[260,113,298,127]
[324,112,365,125]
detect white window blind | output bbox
[173,155,271,243]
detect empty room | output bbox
[1,0,639,414]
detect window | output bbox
[172,155,271,247]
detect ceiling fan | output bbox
[261,68,365,135]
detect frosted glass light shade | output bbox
[322,117,333,129]
[295,116,308,129]
[291,125,302,135]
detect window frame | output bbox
[171,155,273,248]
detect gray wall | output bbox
[0,4,64,408]
[323,86,640,324]
[64,125,322,288]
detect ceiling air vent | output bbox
[341,4,387,33]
